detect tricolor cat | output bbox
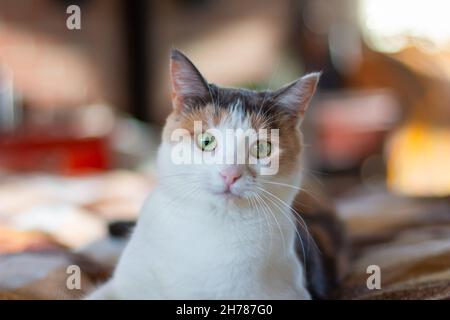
[87,50,343,300]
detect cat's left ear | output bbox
[170,49,210,113]
[274,72,321,123]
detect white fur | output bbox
[87,110,310,300]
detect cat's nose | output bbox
[220,167,242,187]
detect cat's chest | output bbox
[126,203,257,293]
[114,190,308,299]
[138,197,260,262]
[135,190,296,260]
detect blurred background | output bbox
[0,0,450,297]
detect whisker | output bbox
[251,192,274,252]
[254,192,286,255]
[256,186,320,255]
[258,191,307,270]
[247,194,270,254]
[301,168,327,187]
[257,178,322,204]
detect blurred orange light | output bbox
[387,122,450,197]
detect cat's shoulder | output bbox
[292,180,348,299]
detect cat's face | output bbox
[157,50,319,208]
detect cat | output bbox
[87,49,345,300]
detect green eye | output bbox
[250,140,271,159]
[197,132,217,151]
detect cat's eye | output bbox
[250,140,271,159]
[197,132,217,151]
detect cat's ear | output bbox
[170,49,209,112]
[274,72,321,122]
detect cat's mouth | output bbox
[210,188,243,199]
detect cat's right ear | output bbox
[170,49,209,113]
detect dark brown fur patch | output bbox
[293,181,348,299]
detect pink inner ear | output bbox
[170,60,185,111]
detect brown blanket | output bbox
[336,190,450,299]
[0,250,110,299]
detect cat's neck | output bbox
[156,180,297,219]
[145,184,300,251]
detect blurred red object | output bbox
[310,90,401,170]
[0,104,114,175]
[0,130,110,175]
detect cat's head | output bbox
[157,49,320,208]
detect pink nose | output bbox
[220,167,242,187]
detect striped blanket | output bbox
[336,189,450,299]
